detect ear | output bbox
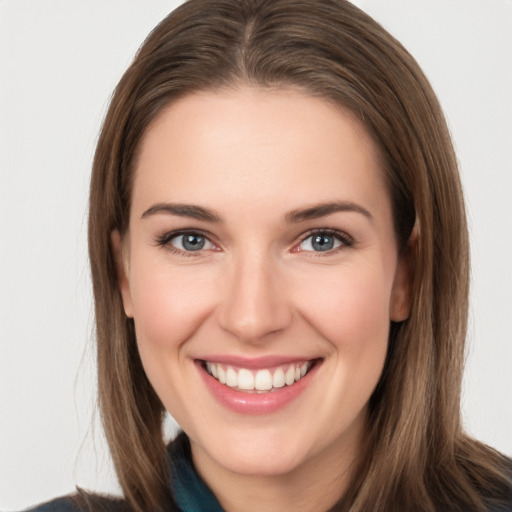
[111,230,134,318]
[390,230,417,322]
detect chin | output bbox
[192,423,317,477]
[215,445,308,477]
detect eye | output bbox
[169,232,214,252]
[296,230,352,253]
[155,230,217,254]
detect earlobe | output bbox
[390,231,417,322]
[111,230,134,318]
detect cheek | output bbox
[295,261,393,355]
[129,262,215,359]
[128,262,219,421]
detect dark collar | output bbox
[169,432,224,512]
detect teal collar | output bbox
[169,432,224,512]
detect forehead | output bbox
[131,87,389,221]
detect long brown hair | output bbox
[88,1,512,510]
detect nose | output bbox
[216,252,292,344]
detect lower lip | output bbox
[197,360,320,415]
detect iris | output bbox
[311,234,335,251]
[181,233,205,251]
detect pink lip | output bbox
[196,358,321,415]
[197,354,313,370]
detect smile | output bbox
[202,360,313,393]
[197,357,322,414]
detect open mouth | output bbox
[200,359,320,393]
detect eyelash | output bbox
[154,229,215,257]
[296,228,354,255]
[154,228,354,257]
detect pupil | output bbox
[183,234,205,251]
[312,234,333,251]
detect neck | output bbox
[190,416,364,512]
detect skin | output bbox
[113,87,411,512]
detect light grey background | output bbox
[1,1,511,510]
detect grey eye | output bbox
[299,233,342,252]
[171,233,212,251]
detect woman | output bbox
[21,0,512,511]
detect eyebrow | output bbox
[285,201,373,223]
[141,203,222,222]
[141,200,372,224]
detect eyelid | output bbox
[154,228,220,255]
[293,228,354,253]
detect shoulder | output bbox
[21,493,131,512]
[21,496,77,512]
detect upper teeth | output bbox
[205,361,311,392]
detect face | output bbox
[114,87,410,480]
